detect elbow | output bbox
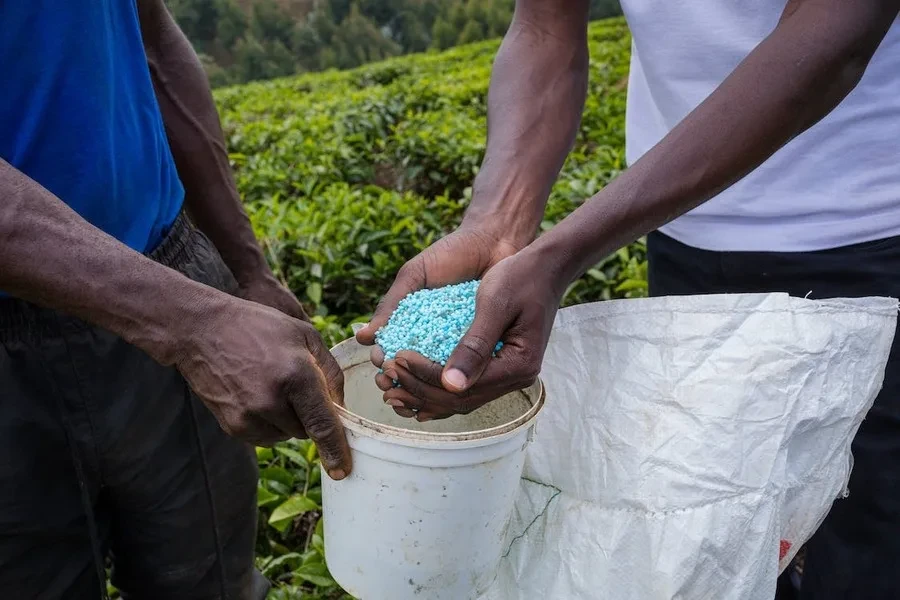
[829,5,896,88]
[791,7,895,124]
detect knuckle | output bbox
[404,376,428,400]
[228,413,253,439]
[522,364,541,383]
[396,260,416,280]
[302,408,340,442]
[481,291,512,315]
[459,334,494,360]
[454,390,476,415]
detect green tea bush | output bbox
[216,17,642,597]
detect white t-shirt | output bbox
[621,1,900,252]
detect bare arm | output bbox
[377,0,900,417]
[137,0,305,318]
[355,0,591,344]
[534,0,900,286]
[463,0,591,247]
[0,161,217,365]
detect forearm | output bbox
[463,0,590,247]
[139,0,268,285]
[534,1,899,286]
[0,161,224,365]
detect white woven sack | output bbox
[483,293,897,600]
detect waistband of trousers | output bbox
[0,211,197,340]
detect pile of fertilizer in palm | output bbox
[375,280,503,366]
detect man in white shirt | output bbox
[358,0,900,596]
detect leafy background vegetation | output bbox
[197,16,644,598]
[166,0,623,86]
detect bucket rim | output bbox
[330,338,545,444]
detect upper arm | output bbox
[136,0,180,58]
[512,0,591,42]
[778,0,899,57]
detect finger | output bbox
[245,425,292,448]
[384,386,426,411]
[356,259,424,345]
[226,412,293,447]
[305,329,346,407]
[472,347,541,394]
[265,402,309,441]
[370,346,385,368]
[374,371,395,392]
[395,351,444,387]
[384,388,426,419]
[442,292,512,393]
[388,365,464,412]
[384,386,457,421]
[288,363,352,480]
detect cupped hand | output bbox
[354,225,524,346]
[178,294,351,479]
[373,246,566,421]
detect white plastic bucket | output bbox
[322,337,545,600]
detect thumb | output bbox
[356,259,423,346]
[297,366,352,481]
[300,333,351,479]
[442,294,511,393]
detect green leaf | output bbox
[615,279,649,293]
[307,282,323,305]
[255,446,274,462]
[306,488,323,505]
[275,446,309,468]
[305,441,318,464]
[586,268,607,282]
[259,466,294,487]
[293,562,336,587]
[310,263,323,278]
[257,485,281,508]
[268,495,319,532]
[261,552,304,577]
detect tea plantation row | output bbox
[213,17,641,598]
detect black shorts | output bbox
[648,230,900,600]
[0,214,268,599]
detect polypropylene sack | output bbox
[482,293,897,600]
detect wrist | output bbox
[460,203,541,251]
[519,234,578,301]
[153,278,234,367]
[462,175,548,250]
[221,240,272,287]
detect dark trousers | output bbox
[0,215,268,599]
[647,231,900,600]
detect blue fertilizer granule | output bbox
[375,280,503,367]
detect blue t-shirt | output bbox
[1,1,184,254]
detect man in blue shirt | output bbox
[0,2,351,598]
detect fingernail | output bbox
[328,468,347,480]
[397,358,409,370]
[444,368,467,390]
[386,398,405,408]
[384,368,398,380]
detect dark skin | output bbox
[0,0,351,479]
[358,0,900,421]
